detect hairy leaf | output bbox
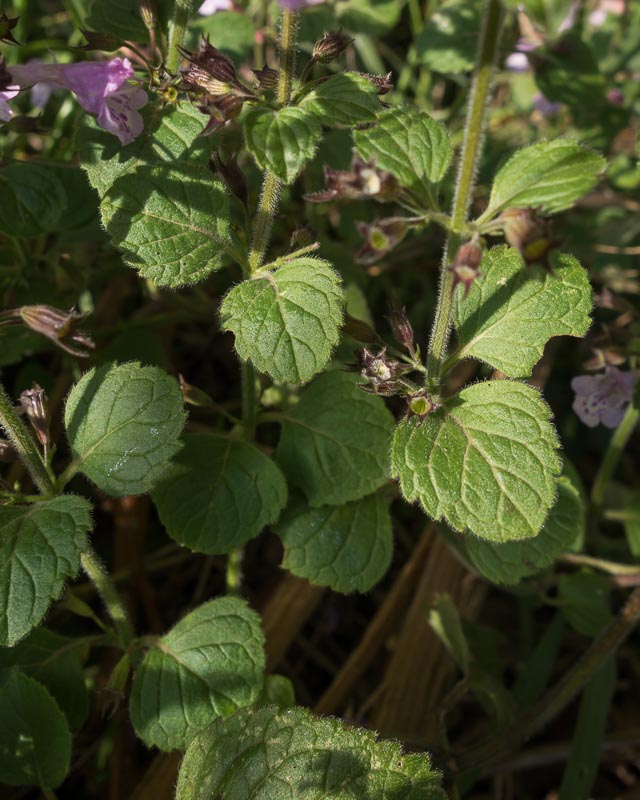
[0,669,71,788]
[0,497,92,647]
[299,72,381,127]
[480,139,605,221]
[130,597,265,751]
[176,705,446,800]
[277,492,393,593]
[355,106,452,208]
[65,362,185,497]
[451,247,592,378]
[392,381,561,542]
[244,107,322,183]
[153,433,287,555]
[466,473,584,584]
[415,0,482,73]
[0,629,89,729]
[220,257,343,384]
[276,371,395,506]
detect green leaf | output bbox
[220,257,343,384]
[0,163,67,238]
[243,107,322,184]
[0,669,71,788]
[428,594,471,674]
[260,674,295,709]
[558,656,616,800]
[336,0,403,36]
[195,11,255,60]
[277,492,393,593]
[534,36,606,112]
[557,572,612,637]
[77,104,230,287]
[0,629,88,729]
[354,106,452,209]
[451,247,593,378]
[152,433,288,555]
[513,613,564,709]
[466,472,585,585]
[86,0,147,40]
[415,0,482,74]
[65,362,185,497]
[392,381,561,542]
[130,597,265,751]
[299,73,380,127]
[100,165,230,288]
[76,103,207,196]
[276,371,395,506]
[0,497,92,647]
[480,140,606,221]
[176,705,446,800]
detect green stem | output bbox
[80,546,134,649]
[455,585,640,780]
[246,9,298,273]
[225,547,243,595]
[424,0,503,396]
[591,404,639,520]
[166,0,192,74]
[0,382,53,496]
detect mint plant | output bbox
[1,0,640,797]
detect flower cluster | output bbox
[0,57,147,144]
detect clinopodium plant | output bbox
[0,0,639,797]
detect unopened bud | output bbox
[212,150,248,207]
[386,305,416,356]
[289,225,315,251]
[450,241,483,298]
[252,65,278,91]
[138,0,156,31]
[0,10,20,45]
[343,313,377,343]
[179,37,254,98]
[20,385,49,451]
[312,29,353,63]
[18,305,95,357]
[179,375,215,408]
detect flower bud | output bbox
[198,93,244,134]
[17,305,95,357]
[449,241,483,298]
[180,37,255,99]
[312,29,354,64]
[386,305,416,356]
[343,313,378,343]
[212,150,248,208]
[0,11,20,45]
[138,0,156,32]
[252,65,278,91]
[20,384,49,451]
[289,224,316,251]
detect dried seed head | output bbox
[179,38,254,98]
[20,384,49,450]
[18,305,95,357]
[312,29,354,63]
[252,65,278,91]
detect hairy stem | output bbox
[424,0,503,395]
[247,9,298,273]
[591,403,639,520]
[455,585,640,779]
[80,546,135,648]
[166,0,192,74]
[0,382,53,496]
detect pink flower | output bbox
[0,85,19,122]
[197,0,232,14]
[571,367,639,428]
[2,58,147,144]
[279,0,324,9]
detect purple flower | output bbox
[279,0,324,9]
[533,93,562,116]
[571,367,639,428]
[0,85,19,121]
[2,58,147,144]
